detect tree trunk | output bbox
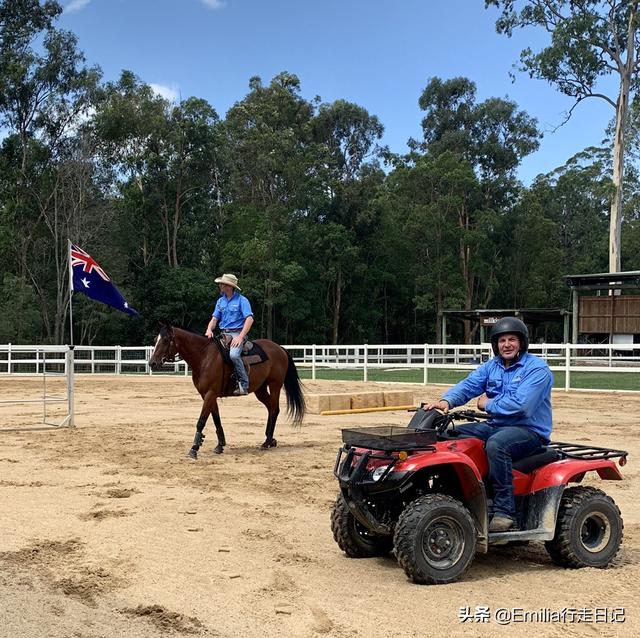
[332,268,342,345]
[609,1,637,273]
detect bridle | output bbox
[155,332,181,365]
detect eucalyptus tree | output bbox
[0,0,101,342]
[312,99,384,343]
[415,77,540,341]
[223,73,319,340]
[487,0,640,272]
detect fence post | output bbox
[147,346,152,375]
[423,344,428,385]
[66,346,75,427]
[565,343,571,392]
[7,343,11,374]
[116,345,121,375]
[363,343,368,382]
[312,344,316,380]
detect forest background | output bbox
[2,0,640,347]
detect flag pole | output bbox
[67,239,74,347]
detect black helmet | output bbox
[489,317,529,356]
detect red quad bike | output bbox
[330,408,628,585]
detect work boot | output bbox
[489,515,514,533]
[233,384,248,396]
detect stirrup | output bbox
[233,385,248,396]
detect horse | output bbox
[148,320,305,459]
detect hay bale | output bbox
[329,394,351,411]
[350,392,384,409]
[306,394,330,414]
[383,391,415,407]
[306,393,351,414]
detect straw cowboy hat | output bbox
[215,273,241,291]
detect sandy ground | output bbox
[0,374,639,638]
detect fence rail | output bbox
[2,343,639,392]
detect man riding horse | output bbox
[205,273,253,396]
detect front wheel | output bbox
[394,494,477,584]
[545,486,623,569]
[330,494,393,558]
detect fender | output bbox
[529,458,623,492]
[398,453,489,551]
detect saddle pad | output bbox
[242,340,268,364]
[216,335,269,366]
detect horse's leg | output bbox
[264,382,281,448]
[253,384,276,449]
[211,398,226,454]
[188,391,218,460]
[255,382,280,450]
[188,411,209,460]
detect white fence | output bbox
[0,344,74,428]
[1,342,640,392]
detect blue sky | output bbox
[60,0,617,184]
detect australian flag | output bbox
[70,244,139,316]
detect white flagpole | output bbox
[67,239,74,347]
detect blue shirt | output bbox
[212,291,253,330]
[442,352,554,441]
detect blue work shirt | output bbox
[442,352,553,441]
[212,291,253,330]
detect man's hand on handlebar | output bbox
[423,399,450,413]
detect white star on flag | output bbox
[81,278,90,288]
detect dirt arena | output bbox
[1,375,639,637]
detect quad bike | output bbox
[330,408,628,585]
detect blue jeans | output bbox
[225,331,249,389]
[454,423,543,519]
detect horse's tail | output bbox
[283,349,305,426]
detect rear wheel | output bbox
[330,494,393,558]
[545,486,623,568]
[394,494,476,584]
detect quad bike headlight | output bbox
[371,465,390,482]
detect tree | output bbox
[415,77,540,341]
[223,73,317,340]
[0,0,101,342]
[312,100,384,343]
[487,0,640,272]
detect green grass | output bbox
[297,367,640,392]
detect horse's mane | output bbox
[172,325,209,338]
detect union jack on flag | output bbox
[70,243,139,316]
[71,245,110,281]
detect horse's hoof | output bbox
[213,445,224,454]
[187,448,198,460]
[260,438,277,449]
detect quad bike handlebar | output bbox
[409,405,490,434]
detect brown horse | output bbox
[149,321,305,458]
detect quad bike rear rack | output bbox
[548,441,628,463]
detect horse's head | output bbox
[149,320,178,371]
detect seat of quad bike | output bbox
[512,447,562,474]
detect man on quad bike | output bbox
[425,316,553,533]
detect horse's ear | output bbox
[158,319,173,335]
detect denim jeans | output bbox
[454,422,544,519]
[225,331,249,389]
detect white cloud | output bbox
[64,0,92,13]
[150,83,180,103]
[201,0,226,9]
